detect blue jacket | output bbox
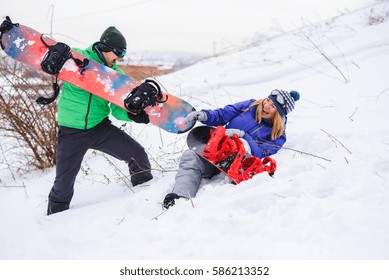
[202,99,286,158]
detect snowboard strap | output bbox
[229,153,277,183]
[226,134,247,182]
[228,155,277,184]
[261,156,277,176]
[37,35,90,105]
[36,78,61,105]
[202,126,238,162]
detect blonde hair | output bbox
[248,99,284,140]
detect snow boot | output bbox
[47,200,69,215]
[163,193,180,209]
[131,171,153,186]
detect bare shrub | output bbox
[294,21,350,84]
[0,56,58,173]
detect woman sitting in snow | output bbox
[163,89,300,209]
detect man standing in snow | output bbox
[47,27,153,215]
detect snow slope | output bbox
[1,2,389,260]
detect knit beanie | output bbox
[99,26,127,50]
[268,89,300,118]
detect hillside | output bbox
[0,1,388,261]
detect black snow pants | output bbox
[47,118,152,214]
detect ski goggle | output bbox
[270,90,286,107]
[112,48,126,58]
[99,42,126,58]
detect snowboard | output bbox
[0,20,195,134]
[187,125,277,184]
[187,125,242,184]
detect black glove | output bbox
[127,110,150,124]
[0,16,15,33]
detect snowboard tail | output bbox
[1,20,195,134]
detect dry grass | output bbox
[0,56,57,173]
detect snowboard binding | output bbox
[124,79,168,114]
[37,35,90,105]
[203,126,238,162]
[228,155,277,184]
[40,35,90,76]
[202,126,277,184]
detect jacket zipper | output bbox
[250,124,264,135]
[84,94,92,129]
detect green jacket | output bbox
[57,43,132,129]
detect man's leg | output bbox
[48,127,89,215]
[92,122,153,186]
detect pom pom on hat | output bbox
[290,90,300,102]
[268,89,300,118]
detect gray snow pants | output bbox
[48,118,151,213]
[172,149,220,198]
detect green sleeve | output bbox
[110,103,133,122]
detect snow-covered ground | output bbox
[1,1,389,261]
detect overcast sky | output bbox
[2,0,373,55]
